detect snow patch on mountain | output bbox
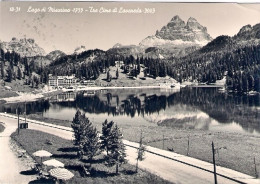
[140,36,209,47]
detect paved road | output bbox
[1,113,259,184]
[0,120,36,184]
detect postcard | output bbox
[0,1,260,184]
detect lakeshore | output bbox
[1,113,258,184]
[26,113,260,178]
[0,67,228,104]
[0,81,228,104]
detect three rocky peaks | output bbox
[155,16,212,42]
[139,15,212,48]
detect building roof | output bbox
[49,75,76,80]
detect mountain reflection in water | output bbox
[0,87,259,135]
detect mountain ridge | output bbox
[109,15,212,58]
[0,37,46,57]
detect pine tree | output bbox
[33,76,39,88]
[6,66,13,82]
[1,61,5,80]
[0,49,5,61]
[107,70,111,82]
[143,68,147,77]
[71,110,100,162]
[254,75,260,92]
[13,70,16,80]
[116,68,119,79]
[248,75,254,91]
[79,115,100,163]
[100,120,114,155]
[24,58,29,75]
[71,110,83,146]
[17,66,22,80]
[242,74,249,93]
[137,60,141,74]
[31,77,35,88]
[106,124,127,174]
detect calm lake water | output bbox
[1,87,260,136]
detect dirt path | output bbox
[0,121,37,184]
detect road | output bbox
[1,113,259,184]
[0,119,36,184]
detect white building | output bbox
[115,61,124,67]
[48,74,78,87]
[82,80,95,87]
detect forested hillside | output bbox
[0,48,49,88]
[157,23,260,93]
[165,37,260,93]
[46,49,123,80]
[1,23,260,94]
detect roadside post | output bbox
[187,135,190,156]
[24,101,27,124]
[163,134,165,150]
[212,141,217,184]
[254,157,258,178]
[17,110,20,135]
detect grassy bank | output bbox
[26,114,260,177]
[0,80,38,100]
[95,65,177,87]
[11,129,172,184]
[0,123,5,133]
[0,88,19,99]
[41,89,63,98]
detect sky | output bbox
[0,2,260,54]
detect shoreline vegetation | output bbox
[2,82,258,105]
[25,113,260,178]
[1,67,257,105]
[0,65,228,104]
[0,79,228,104]
[11,129,172,184]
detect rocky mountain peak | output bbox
[166,15,186,30]
[171,15,182,21]
[154,15,212,43]
[234,23,260,41]
[113,15,213,59]
[113,43,123,48]
[46,50,66,61]
[74,45,87,55]
[186,17,206,31]
[0,37,46,57]
[187,17,197,22]
[11,37,19,42]
[237,25,252,35]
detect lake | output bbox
[1,87,259,136]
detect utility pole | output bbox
[254,157,258,178]
[212,141,217,184]
[24,101,27,124]
[136,130,145,173]
[163,134,165,150]
[17,110,20,135]
[187,135,190,156]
